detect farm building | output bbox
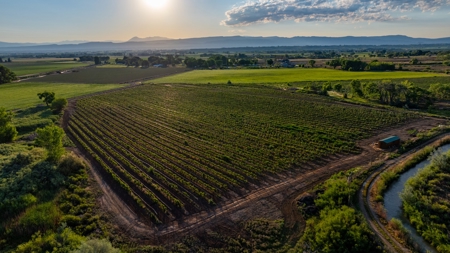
[378,136,401,149]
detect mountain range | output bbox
[1,35,450,53]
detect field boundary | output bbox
[62,88,444,244]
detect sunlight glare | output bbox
[144,0,169,9]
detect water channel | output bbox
[383,144,450,253]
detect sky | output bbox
[1,0,450,43]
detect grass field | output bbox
[1,61,91,76]
[28,67,191,84]
[0,82,125,110]
[151,68,443,84]
[68,83,418,223]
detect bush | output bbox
[15,225,84,253]
[0,65,17,84]
[35,125,65,162]
[0,107,18,143]
[302,206,376,253]
[51,98,68,114]
[58,153,85,176]
[74,239,121,253]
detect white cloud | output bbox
[222,0,450,26]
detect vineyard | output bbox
[67,84,419,224]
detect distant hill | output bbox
[128,36,172,42]
[1,35,450,53]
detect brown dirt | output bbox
[359,133,450,253]
[61,85,447,245]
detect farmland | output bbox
[29,67,191,84]
[0,82,125,110]
[67,83,420,223]
[151,68,443,84]
[2,61,90,76]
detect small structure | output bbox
[378,136,401,149]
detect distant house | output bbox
[279,59,295,68]
[378,136,401,149]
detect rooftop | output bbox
[380,135,400,144]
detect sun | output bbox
[144,0,169,9]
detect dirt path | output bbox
[358,133,450,253]
[61,84,446,244]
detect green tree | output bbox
[141,60,150,68]
[267,59,274,66]
[410,58,419,65]
[51,98,68,114]
[328,59,341,69]
[94,56,101,65]
[333,83,343,92]
[38,91,56,106]
[350,80,364,97]
[0,107,18,143]
[309,59,316,68]
[35,125,65,162]
[0,65,17,84]
[74,239,121,253]
[302,206,375,253]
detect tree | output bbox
[141,60,150,68]
[333,83,343,92]
[94,56,101,65]
[350,80,364,97]
[302,206,375,253]
[74,239,120,253]
[0,65,17,84]
[7,58,11,63]
[267,59,274,66]
[35,125,65,162]
[410,58,419,65]
[50,98,68,114]
[38,91,55,106]
[0,57,3,63]
[309,60,316,68]
[327,59,341,69]
[0,107,18,143]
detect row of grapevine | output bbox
[68,84,419,222]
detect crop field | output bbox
[2,61,90,76]
[29,67,191,84]
[0,82,125,110]
[151,68,443,84]
[67,84,419,223]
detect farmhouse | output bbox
[378,136,401,149]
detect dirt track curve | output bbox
[359,133,450,253]
[61,84,446,245]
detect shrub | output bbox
[0,65,17,84]
[73,239,121,253]
[51,98,68,114]
[35,125,65,162]
[0,107,18,143]
[58,153,85,176]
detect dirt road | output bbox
[61,84,446,244]
[358,133,450,253]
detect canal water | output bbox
[384,144,450,253]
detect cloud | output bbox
[222,0,450,26]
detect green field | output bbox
[29,67,191,84]
[151,68,443,84]
[2,61,91,76]
[0,82,125,110]
[68,83,418,223]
